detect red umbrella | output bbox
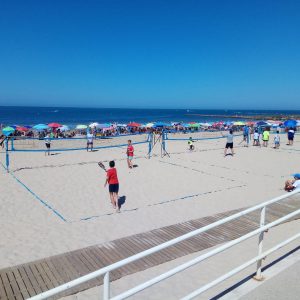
[16,126,29,132]
[48,122,62,128]
[127,122,141,127]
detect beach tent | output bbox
[48,123,62,128]
[33,124,49,130]
[2,126,15,136]
[284,120,297,127]
[127,122,141,127]
[76,124,87,129]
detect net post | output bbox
[11,137,15,151]
[5,138,9,172]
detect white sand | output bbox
[0,133,299,269]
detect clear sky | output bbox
[0,0,299,109]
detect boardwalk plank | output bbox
[1,198,300,298]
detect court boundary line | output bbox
[0,162,67,222]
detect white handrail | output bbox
[29,189,300,300]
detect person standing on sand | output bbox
[86,129,94,152]
[127,140,134,168]
[287,128,295,146]
[262,128,270,147]
[274,131,280,149]
[224,129,234,157]
[45,133,51,156]
[104,161,120,212]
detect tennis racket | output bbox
[98,162,107,172]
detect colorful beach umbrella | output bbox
[97,123,111,129]
[89,122,99,128]
[2,126,15,136]
[48,122,62,128]
[153,122,170,128]
[33,124,49,130]
[58,125,70,132]
[16,126,29,132]
[76,124,88,129]
[189,123,200,128]
[233,121,245,126]
[256,121,269,126]
[127,122,141,127]
[284,120,297,127]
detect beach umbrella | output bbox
[233,121,245,126]
[117,124,127,127]
[16,126,29,132]
[201,122,212,127]
[2,126,15,136]
[145,122,154,128]
[97,123,111,129]
[189,123,200,128]
[246,121,255,126]
[76,124,87,129]
[153,122,170,128]
[296,120,300,126]
[284,120,297,127]
[89,122,99,128]
[256,121,268,127]
[48,122,62,128]
[24,125,32,129]
[33,124,49,130]
[58,125,70,132]
[127,122,141,127]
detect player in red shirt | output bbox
[126,140,134,169]
[104,161,119,211]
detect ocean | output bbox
[0,106,300,126]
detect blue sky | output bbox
[0,0,299,109]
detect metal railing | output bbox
[29,189,300,300]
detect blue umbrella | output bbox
[2,126,15,136]
[33,124,49,130]
[256,121,269,126]
[284,120,297,128]
[153,122,170,128]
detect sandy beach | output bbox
[0,132,299,272]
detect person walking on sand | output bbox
[45,133,51,156]
[104,160,120,212]
[127,140,134,168]
[224,129,234,157]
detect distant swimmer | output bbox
[127,140,134,169]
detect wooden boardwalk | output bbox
[1,195,300,300]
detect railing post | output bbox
[148,133,153,159]
[254,206,266,281]
[103,271,110,300]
